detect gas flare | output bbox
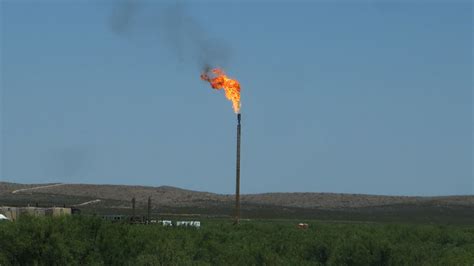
[201,68,241,113]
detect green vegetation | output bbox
[0,216,473,265]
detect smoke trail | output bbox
[43,147,91,181]
[109,0,231,70]
[109,0,139,34]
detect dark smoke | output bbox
[43,147,91,181]
[110,0,138,34]
[109,0,231,70]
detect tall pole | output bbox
[147,196,151,224]
[235,113,241,224]
[132,197,136,219]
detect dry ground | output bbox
[1,182,473,223]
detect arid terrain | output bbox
[1,182,473,223]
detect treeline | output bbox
[0,216,473,265]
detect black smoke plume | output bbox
[109,0,231,71]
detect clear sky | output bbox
[1,0,472,196]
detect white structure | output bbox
[157,220,201,228]
[160,220,173,226]
[0,214,10,221]
[297,223,309,229]
[176,221,201,228]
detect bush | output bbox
[0,216,473,265]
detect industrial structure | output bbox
[235,113,241,224]
[0,206,72,221]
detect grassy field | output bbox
[1,215,473,265]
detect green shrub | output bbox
[0,216,472,265]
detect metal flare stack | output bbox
[235,113,241,224]
[200,67,242,224]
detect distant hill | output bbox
[1,181,472,209]
[1,182,473,223]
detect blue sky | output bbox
[1,0,472,195]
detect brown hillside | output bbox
[1,182,472,210]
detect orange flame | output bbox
[201,68,241,113]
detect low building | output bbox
[0,207,19,221]
[0,206,72,221]
[46,207,72,217]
